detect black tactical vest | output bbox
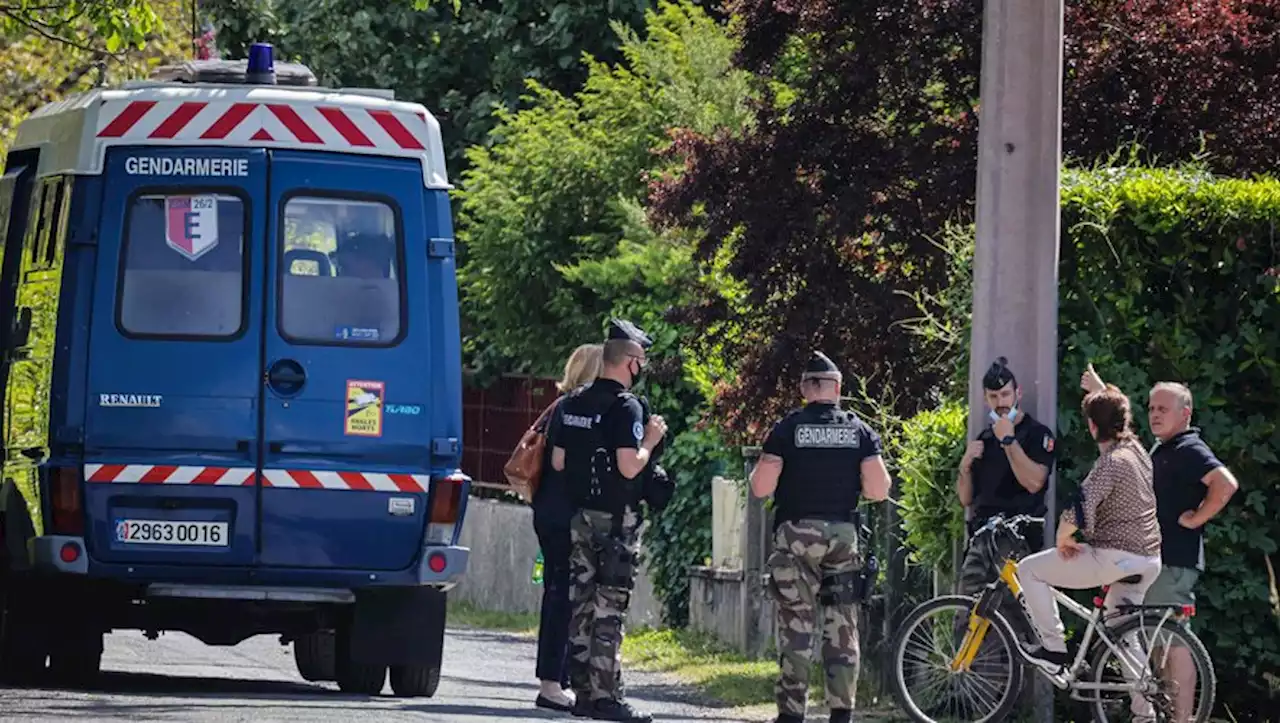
[558,380,640,515]
[774,404,865,525]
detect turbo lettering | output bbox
[794,425,860,449]
[124,157,250,177]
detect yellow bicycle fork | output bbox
[950,559,1023,672]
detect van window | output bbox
[118,193,246,338]
[279,196,401,345]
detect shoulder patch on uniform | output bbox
[1044,434,1054,452]
[633,421,644,442]
[794,424,861,449]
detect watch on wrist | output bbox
[1000,435,1016,447]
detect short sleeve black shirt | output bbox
[970,413,1056,523]
[1151,428,1223,571]
[762,402,883,524]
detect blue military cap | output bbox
[606,318,652,349]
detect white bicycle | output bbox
[889,515,1216,722]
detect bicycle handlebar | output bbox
[971,513,1045,540]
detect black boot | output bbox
[589,697,653,722]
[775,714,804,723]
[830,708,853,723]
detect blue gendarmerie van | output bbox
[0,44,470,696]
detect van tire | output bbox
[294,630,336,682]
[48,627,103,685]
[0,506,47,684]
[389,664,440,697]
[336,661,386,696]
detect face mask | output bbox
[988,406,1018,423]
[628,359,645,388]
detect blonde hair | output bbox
[558,343,603,393]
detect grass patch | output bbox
[621,627,775,707]
[446,600,539,635]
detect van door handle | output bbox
[266,359,306,396]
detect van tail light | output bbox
[49,467,84,535]
[425,473,466,544]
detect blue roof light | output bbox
[246,42,276,85]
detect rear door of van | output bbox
[83,148,264,568]
[257,151,433,571]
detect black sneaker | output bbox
[589,698,653,722]
[830,708,853,723]
[572,696,594,717]
[1023,643,1069,674]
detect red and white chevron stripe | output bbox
[82,464,431,492]
[261,469,429,493]
[95,99,430,153]
[85,464,256,486]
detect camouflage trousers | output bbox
[566,507,641,702]
[955,519,1042,643]
[766,519,862,718]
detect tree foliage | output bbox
[455,0,753,376]
[203,0,721,173]
[1064,0,1280,175]
[2,0,192,156]
[650,0,1280,446]
[648,0,983,444]
[1,0,161,51]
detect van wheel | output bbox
[294,631,336,682]
[0,582,49,683]
[337,660,386,695]
[334,624,385,695]
[389,664,441,697]
[48,627,103,685]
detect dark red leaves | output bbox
[650,0,1280,443]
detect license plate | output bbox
[114,519,229,547]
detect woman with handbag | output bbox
[520,343,602,711]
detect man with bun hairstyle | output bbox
[956,357,1056,601]
[749,350,892,723]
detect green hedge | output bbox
[899,162,1280,713]
[893,400,967,580]
[1057,164,1280,712]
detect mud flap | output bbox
[348,587,446,667]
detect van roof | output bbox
[11,82,450,189]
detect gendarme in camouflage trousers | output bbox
[766,519,862,718]
[566,507,641,703]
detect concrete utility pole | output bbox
[968,1,1065,720]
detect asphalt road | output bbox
[0,626,760,722]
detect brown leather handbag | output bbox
[502,398,561,503]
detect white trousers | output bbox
[1017,544,1162,720]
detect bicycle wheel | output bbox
[890,595,1024,723]
[1086,612,1216,723]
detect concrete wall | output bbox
[452,497,664,628]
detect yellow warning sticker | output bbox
[345,380,385,437]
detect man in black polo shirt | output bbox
[1082,366,1238,722]
[956,357,1056,601]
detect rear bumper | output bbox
[28,535,469,592]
